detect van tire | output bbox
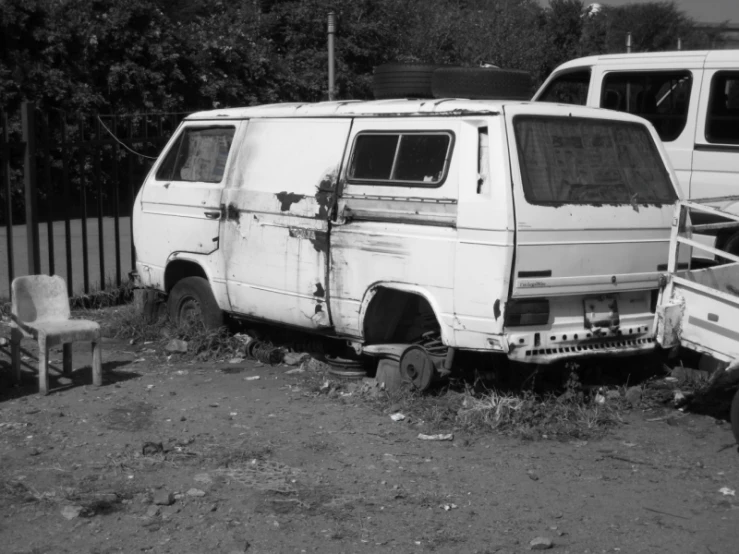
[372,63,439,99]
[731,388,739,445]
[431,67,532,100]
[168,276,223,330]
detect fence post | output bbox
[22,101,41,275]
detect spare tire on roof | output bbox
[372,63,440,99]
[431,67,532,100]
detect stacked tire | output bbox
[372,63,439,100]
[372,63,533,101]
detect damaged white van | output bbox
[132,99,683,384]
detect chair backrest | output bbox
[11,275,71,323]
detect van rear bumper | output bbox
[506,334,657,364]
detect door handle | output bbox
[204,210,221,220]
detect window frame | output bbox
[346,130,455,188]
[536,68,592,106]
[512,114,677,207]
[705,70,739,145]
[155,124,237,184]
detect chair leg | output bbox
[63,343,73,375]
[10,333,21,385]
[91,341,102,387]
[38,336,49,396]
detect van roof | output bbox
[185,98,513,120]
[550,49,739,72]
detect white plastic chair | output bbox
[9,275,102,395]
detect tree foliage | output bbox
[0,0,727,115]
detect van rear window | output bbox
[514,116,676,206]
[348,132,452,186]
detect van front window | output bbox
[514,116,676,206]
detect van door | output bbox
[504,105,679,334]
[691,54,739,200]
[136,122,240,282]
[591,60,704,189]
[330,118,460,340]
[220,118,351,328]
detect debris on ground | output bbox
[283,352,310,366]
[165,339,188,353]
[719,487,736,496]
[418,433,454,441]
[153,490,174,506]
[390,413,406,422]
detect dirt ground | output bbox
[1,321,738,554]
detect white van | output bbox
[534,50,739,255]
[132,99,682,377]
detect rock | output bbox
[57,377,73,386]
[0,337,8,346]
[61,505,83,520]
[165,339,188,353]
[530,537,553,550]
[153,490,174,506]
[145,505,160,518]
[194,473,212,485]
[187,488,206,497]
[142,442,164,456]
[625,386,642,406]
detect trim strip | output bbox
[694,143,739,153]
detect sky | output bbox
[578,0,739,23]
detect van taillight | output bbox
[505,299,550,327]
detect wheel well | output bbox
[164,260,208,293]
[363,287,441,344]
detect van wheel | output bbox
[372,63,440,99]
[168,276,223,330]
[431,67,532,100]
[731,389,739,445]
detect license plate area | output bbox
[583,295,619,330]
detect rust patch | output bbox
[494,299,501,320]
[276,192,305,212]
[226,203,240,221]
[310,230,329,254]
[288,227,316,240]
[314,283,325,298]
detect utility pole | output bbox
[328,12,336,101]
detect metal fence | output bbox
[0,102,187,299]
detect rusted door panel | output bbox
[221,118,351,328]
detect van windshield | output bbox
[514,116,676,206]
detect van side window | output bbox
[537,70,590,105]
[600,71,692,142]
[348,132,453,186]
[156,126,236,183]
[706,72,739,144]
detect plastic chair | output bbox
[9,275,102,395]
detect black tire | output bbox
[731,388,739,445]
[431,67,532,100]
[372,63,439,99]
[168,276,223,330]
